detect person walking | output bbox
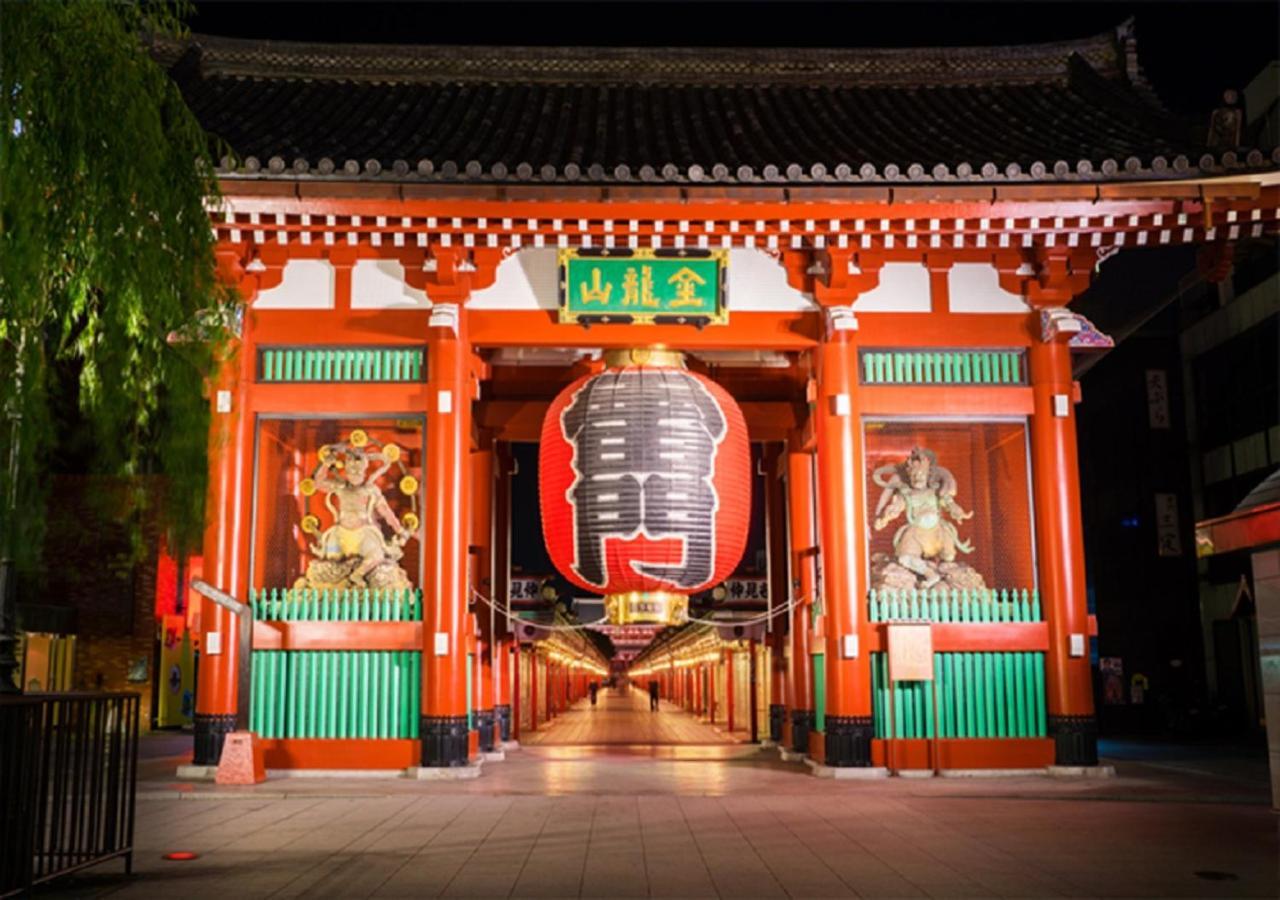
[589,681,599,706]
[648,679,660,711]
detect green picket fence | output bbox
[868,588,1041,623]
[871,651,1046,739]
[258,346,425,383]
[861,349,1024,385]
[250,587,421,621]
[248,588,423,739]
[250,650,421,739]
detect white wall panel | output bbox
[948,263,1030,313]
[253,259,335,309]
[851,263,931,312]
[351,259,430,309]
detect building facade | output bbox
[161,25,1280,773]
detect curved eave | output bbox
[215,150,1280,187]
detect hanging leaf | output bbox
[0,0,236,569]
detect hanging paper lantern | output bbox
[540,349,750,624]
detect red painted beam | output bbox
[468,309,821,350]
[253,621,421,651]
[860,386,1034,417]
[259,738,418,769]
[862,622,1049,653]
[871,737,1055,770]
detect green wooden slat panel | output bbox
[248,588,424,739]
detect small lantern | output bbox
[540,349,750,624]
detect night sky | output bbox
[190,1,1279,114]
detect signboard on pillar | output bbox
[558,248,727,325]
[1155,492,1182,556]
[887,623,934,681]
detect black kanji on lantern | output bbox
[560,368,727,590]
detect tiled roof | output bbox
[161,23,1280,185]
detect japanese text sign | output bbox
[559,249,727,324]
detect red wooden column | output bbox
[809,250,882,768]
[725,648,737,732]
[527,648,538,732]
[471,440,496,752]
[511,642,522,741]
[420,296,472,767]
[764,444,788,744]
[1007,249,1099,766]
[492,444,513,743]
[749,637,760,743]
[1029,331,1099,765]
[814,319,875,767]
[786,449,816,755]
[193,249,260,767]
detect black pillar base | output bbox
[420,715,469,767]
[495,704,512,742]
[824,715,874,767]
[768,704,786,743]
[475,708,496,752]
[790,709,814,754]
[1048,714,1099,766]
[193,713,236,765]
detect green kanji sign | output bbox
[558,249,727,325]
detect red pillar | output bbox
[786,450,817,755]
[421,311,471,766]
[764,445,788,744]
[192,257,257,763]
[511,643,522,741]
[529,649,538,731]
[726,649,737,732]
[814,328,874,766]
[193,273,255,766]
[471,442,496,751]
[492,445,513,743]
[749,638,760,743]
[1029,336,1098,765]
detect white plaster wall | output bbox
[948,263,1030,313]
[851,262,931,312]
[351,259,430,309]
[467,247,818,312]
[253,259,335,309]
[726,249,816,311]
[467,250,559,310]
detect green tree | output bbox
[0,0,232,690]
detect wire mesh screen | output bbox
[864,420,1035,592]
[252,417,425,590]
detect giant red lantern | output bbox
[540,349,751,624]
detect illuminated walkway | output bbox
[57,737,1280,898]
[521,685,740,746]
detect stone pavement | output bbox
[522,687,742,745]
[45,696,1280,899]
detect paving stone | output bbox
[43,697,1280,899]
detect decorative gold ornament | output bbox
[299,477,317,497]
[401,512,419,531]
[399,475,419,495]
[300,514,321,535]
[603,348,685,369]
[349,429,369,447]
[383,443,401,463]
[603,591,688,625]
[318,445,335,462]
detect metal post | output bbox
[192,580,253,731]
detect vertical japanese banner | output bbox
[1145,370,1170,429]
[1154,492,1181,556]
